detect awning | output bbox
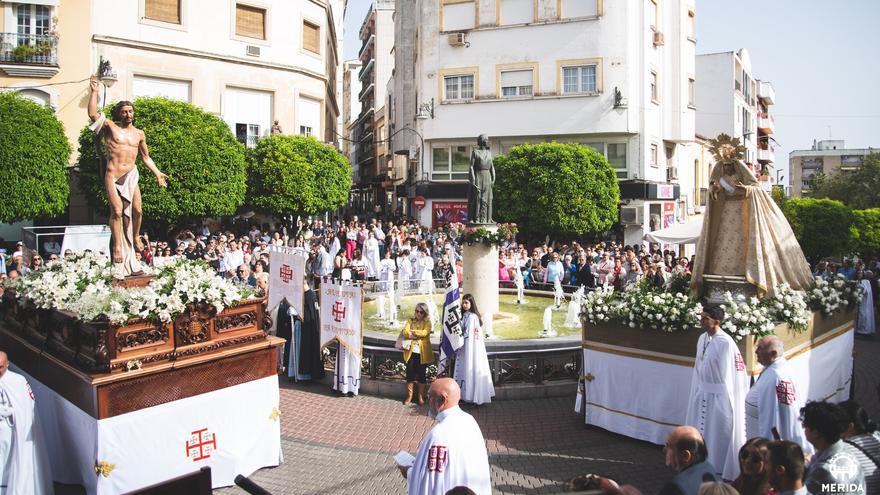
[643,216,703,245]
[15,0,59,6]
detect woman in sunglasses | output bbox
[400,302,434,405]
[731,437,772,495]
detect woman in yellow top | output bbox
[402,302,434,405]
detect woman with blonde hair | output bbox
[400,302,434,405]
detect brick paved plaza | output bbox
[212,336,880,495]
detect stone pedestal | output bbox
[462,234,499,337]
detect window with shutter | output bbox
[145,0,181,24]
[236,4,266,40]
[303,21,320,54]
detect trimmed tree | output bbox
[0,91,70,222]
[494,142,620,239]
[76,97,247,229]
[853,208,880,259]
[246,135,351,216]
[782,198,855,264]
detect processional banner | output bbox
[319,281,363,358]
[268,247,305,317]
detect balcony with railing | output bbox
[758,81,776,105]
[0,33,59,77]
[757,144,775,163]
[757,112,775,134]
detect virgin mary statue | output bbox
[691,134,813,299]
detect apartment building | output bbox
[391,0,697,244]
[92,0,343,146]
[790,139,878,197]
[342,59,362,181]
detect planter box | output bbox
[583,308,856,375]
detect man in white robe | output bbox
[0,352,53,494]
[400,378,491,495]
[745,336,811,453]
[333,343,361,396]
[685,306,748,481]
[453,303,495,405]
[856,274,875,336]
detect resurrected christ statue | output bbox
[88,76,168,277]
[691,134,813,298]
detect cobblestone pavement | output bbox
[213,336,880,495]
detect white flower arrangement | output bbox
[807,274,861,316]
[581,286,620,324]
[720,292,777,341]
[764,283,810,331]
[581,284,702,333]
[4,252,252,325]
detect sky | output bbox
[342,0,880,186]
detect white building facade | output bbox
[392,0,697,244]
[91,0,343,146]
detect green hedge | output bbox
[782,198,856,264]
[246,135,351,216]
[494,142,620,238]
[0,92,70,222]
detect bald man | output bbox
[657,426,718,495]
[400,378,491,495]
[745,336,811,453]
[0,351,53,494]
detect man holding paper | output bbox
[397,378,491,495]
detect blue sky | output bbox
[343,1,880,185]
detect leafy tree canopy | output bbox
[808,153,880,209]
[0,91,70,223]
[246,135,351,216]
[494,142,620,239]
[782,198,855,264]
[76,97,247,227]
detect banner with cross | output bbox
[319,281,363,358]
[268,246,306,316]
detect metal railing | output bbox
[323,342,581,386]
[0,33,58,65]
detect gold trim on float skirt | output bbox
[586,401,679,427]
[583,342,695,367]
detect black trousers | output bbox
[405,353,427,384]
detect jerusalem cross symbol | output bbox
[776,380,796,405]
[332,300,347,323]
[186,428,217,461]
[279,264,293,283]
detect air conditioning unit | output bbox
[246,45,261,57]
[448,33,467,47]
[620,206,643,225]
[653,31,665,46]
[666,166,678,181]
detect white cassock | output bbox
[379,258,396,292]
[0,370,53,495]
[419,256,435,294]
[856,279,875,335]
[399,256,413,294]
[329,237,341,260]
[685,330,748,481]
[364,238,381,279]
[407,406,491,495]
[453,312,495,405]
[333,343,361,395]
[745,358,812,454]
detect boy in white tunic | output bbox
[685,306,748,481]
[400,378,491,495]
[745,336,811,453]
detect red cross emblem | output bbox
[279,264,293,283]
[186,428,217,461]
[776,380,796,405]
[332,300,347,323]
[427,445,448,472]
[734,352,745,372]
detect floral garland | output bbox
[580,276,859,341]
[2,252,252,325]
[442,222,518,247]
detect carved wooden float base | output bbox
[0,326,284,419]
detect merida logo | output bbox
[820,484,864,493]
[821,451,864,493]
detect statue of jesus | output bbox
[691,134,812,298]
[88,76,168,277]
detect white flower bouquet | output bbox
[806,274,861,316]
[720,292,776,341]
[581,284,702,333]
[764,283,809,331]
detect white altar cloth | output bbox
[16,367,281,494]
[581,326,853,445]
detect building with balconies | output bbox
[392,0,697,243]
[90,0,343,148]
[790,139,878,197]
[352,0,394,213]
[342,59,363,181]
